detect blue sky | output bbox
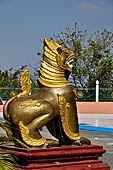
[0,0,113,72]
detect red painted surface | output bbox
[77,102,113,114]
[0,105,3,112]
[0,101,5,112]
[0,145,110,170]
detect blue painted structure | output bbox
[79,125,113,133]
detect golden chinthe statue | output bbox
[3,38,91,148]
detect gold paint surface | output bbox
[19,121,46,146]
[17,69,31,98]
[57,94,80,140]
[21,99,41,108]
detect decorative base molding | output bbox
[0,145,110,170]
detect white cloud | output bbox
[77,2,107,15]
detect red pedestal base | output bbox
[0,145,110,170]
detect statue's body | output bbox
[3,38,90,147]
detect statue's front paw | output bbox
[72,137,91,146]
[46,139,59,147]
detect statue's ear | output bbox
[57,47,63,54]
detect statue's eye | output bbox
[65,52,69,57]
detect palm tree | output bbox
[0,119,29,169]
[0,150,17,170]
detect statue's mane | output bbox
[38,38,69,88]
[43,38,61,62]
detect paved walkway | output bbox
[78,113,113,129]
[80,129,113,169]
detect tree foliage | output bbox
[51,23,113,88]
[29,61,40,88]
[1,23,112,89]
[0,65,27,87]
[0,65,40,99]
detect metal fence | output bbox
[75,88,95,102]
[0,87,40,100]
[75,87,113,102]
[99,87,113,102]
[0,87,21,100]
[0,87,113,102]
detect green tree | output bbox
[0,65,28,99]
[0,65,27,88]
[50,23,113,88]
[29,60,41,88]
